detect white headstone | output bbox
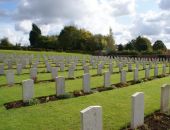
[0,64,4,75]
[46,63,52,72]
[118,63,123,72]
[134,68,138,82]
[55,76,65,96]
[131,92,144,129]
[6,70,14,85]
[83,73,91,93]
[60,62,65,72]
[128,63,132,72]
[92,61,96,69]
[22,79,34,102]
[30,68,37,81]
[109,63,113,73]
[68,66,74,78]
[120,70,126,84]
[7,60,12,69]
[17,64,22,75]
[81,106,102,130]
[162,64,166,75]
[84,65,89,74]
[160,84,170,113]
[51,67,58,80]
[154,66,158,77]
[145,68,150,79]
[97,64,102,75]
[142,62,146,69]
[104,71,110,87]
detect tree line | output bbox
[29,23,115,52]
[117,36,167,53]
[29,23,167,53]
[0,23,167,54]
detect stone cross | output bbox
[22,79,34,102]
[55,76,65,96]
[131,92,144,129]
[80,106,102,130]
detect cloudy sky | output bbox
[0,0,170,48]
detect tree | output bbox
[124,39,136,50]
[58,26,80,50]
[134,36,152,52]
[29,23,41,47]
[89,34,107,51]
[153,40,167,51]
[0,37,13,47]
[117,44,124,51]
[106,28,115,51]
[78,29,93,51]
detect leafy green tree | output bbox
[134,36,152,52]
[29,23,42,47]
[117,44,124,51]
[88,34,107,51]
[78,29,93,50]
[153,40,167,51]
[0,37,13,47]
[58,26,80,50]
[124,39,136,50]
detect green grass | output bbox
[0,49,90,56]
[0,50,169,129]
[0,76,169,130]
[0,63,165,85]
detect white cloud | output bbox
[0,24,29,45]
[3,0,135,45]
[5,0,170,48]
[15,20,32,34]
[13,0,136,23]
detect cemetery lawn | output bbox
[0,76,169,130]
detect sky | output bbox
[0,0,170,48]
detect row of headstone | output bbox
[4,64,167,86]
[1,55,168,76]
[80,84,170,130]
